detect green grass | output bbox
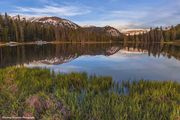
[0,67,180,120]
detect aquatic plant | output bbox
[0,67,179,120]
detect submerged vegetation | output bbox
[0,67,179,120]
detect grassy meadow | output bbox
[0,67,180,120]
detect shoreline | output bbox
[0,41,121,47]
[0,41,180,47]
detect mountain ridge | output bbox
[12,15,122,37]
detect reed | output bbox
[0,67,179,120]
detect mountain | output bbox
[83,26,123,37]
[104,26,124,37]
[31,17,80,29]
[12,15,80,29]
[12,15,122,37]
[120,29,150,36]
[0,13,124,43]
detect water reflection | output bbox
[0,43,121,68]
[0,43,180,81]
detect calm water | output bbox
[0,43,180,81]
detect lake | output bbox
[0,43,180,82]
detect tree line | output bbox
[125,25,180,43]
[1,13,179,43]
[0,13,123,43]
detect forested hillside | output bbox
[125,25,180,43]
[0,13,180,43]
[0,13,123,43]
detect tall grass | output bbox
[0,67,179,120]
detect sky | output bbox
[0,0,180,29]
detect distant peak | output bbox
[83,25,96,28]
[12,15,80,29]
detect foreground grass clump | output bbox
[0,67,180,120]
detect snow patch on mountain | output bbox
[33,17,79,29]
[12,15,80,29]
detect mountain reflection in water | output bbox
[0,43,180,81]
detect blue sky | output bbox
[0,0,180,29]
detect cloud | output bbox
[110,10,147,19]
[13,4,91,17]
[76,19,141,29]
[75,9,147,29]
[5,0,180,29]
[77,0,180,29]
[38,0,50,3]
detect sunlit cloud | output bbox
[110,10,147,19]
[76,1,180,29]
[1,0,180,29]
[13,4,91,17]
